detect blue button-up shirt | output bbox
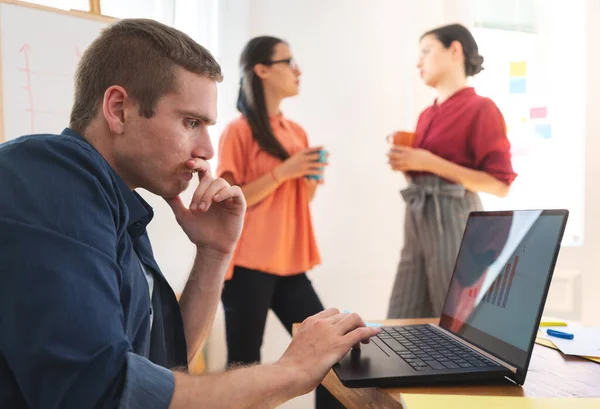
[0,128,187,408]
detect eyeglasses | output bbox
[264,58,299,71]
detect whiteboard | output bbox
[0,1,113,142]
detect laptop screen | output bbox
[439,210,568,369]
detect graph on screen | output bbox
[482,255,519,308]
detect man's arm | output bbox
[165,159,246,360]
[178,247,230,362]
[168,309,380,409]
[170,363,296,409]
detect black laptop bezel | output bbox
[438,209,569,385]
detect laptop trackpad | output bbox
[334,338,412,380]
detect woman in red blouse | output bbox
[387,23,517,319]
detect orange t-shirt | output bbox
[217,114,321,280]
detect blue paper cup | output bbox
[306,149,327,180]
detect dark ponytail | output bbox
[237,36,289,161]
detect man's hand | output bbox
[275,308,381,396]
[165,158,246,254]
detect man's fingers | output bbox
[190,168,213,212]
[344,327,381,349]
[325,312,350,326]
[186,158,213,211]
[335,312,367,335]
[186,158,212,174]
[302,308,340,326]
[213,185,245,205]
[193,178,231,212]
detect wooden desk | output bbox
[303,318,600,408]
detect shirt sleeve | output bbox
[217,121,249,185]
[470,99,518,185]
[0,138,174,409]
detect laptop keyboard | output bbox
[377,325,502,371]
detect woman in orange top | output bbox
[217,36,334,398]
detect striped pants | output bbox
[387,175,483,319]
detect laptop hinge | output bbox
[430,324,518,374]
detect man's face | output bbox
[115,68,218,198]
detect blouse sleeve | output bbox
[469,99,517,185]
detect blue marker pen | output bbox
[547,329,574,340]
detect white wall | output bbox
[581,0,600,325]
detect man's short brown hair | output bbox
[70,18,223,133]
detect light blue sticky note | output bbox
[535,124,552,139]
[509,77,527,94]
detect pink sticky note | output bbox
[530,107,548,119]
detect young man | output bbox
[0,19,379,408]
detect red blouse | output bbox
[412,87,517,185]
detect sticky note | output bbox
[509,78,527,94]
[535,124,552,139]
[530,107,548,119]
[510,61,527,77]
[400,394,600,409]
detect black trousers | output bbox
[221,266,345,408]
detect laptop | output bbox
[334,209,569,388]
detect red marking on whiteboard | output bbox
[19,44,35,133]
[25,108,69,116]
[17,68,69,77]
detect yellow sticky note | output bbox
[399,394,600,409]
[510,61,527,77]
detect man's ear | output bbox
[253,63,270,80]
[102,85,129,135]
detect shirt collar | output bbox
[61,128,154,238]
[269,112,289,130]
[433,87,476,107]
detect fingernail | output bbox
[199,202,207,211]
[190,203,198,211]
[214,193,221,201]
